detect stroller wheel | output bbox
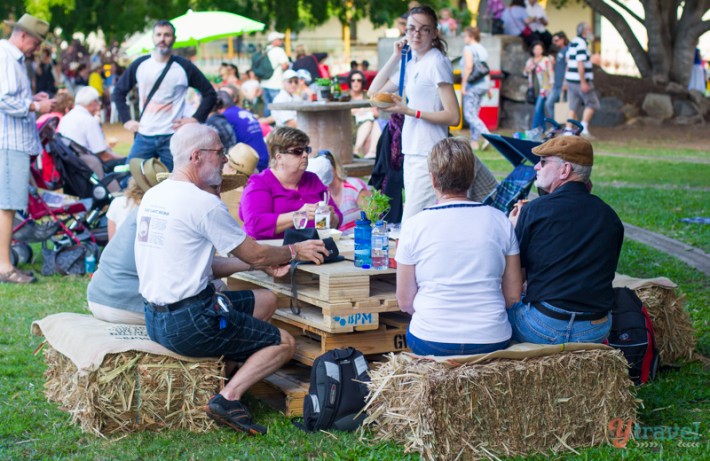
[11,242,33,265]
[10,248,18,267]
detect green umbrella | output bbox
[126,9,265,56]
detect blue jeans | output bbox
[406,329,511,356]
[127,133,174,171]
[508,300,611,345]
[545,86,562,120]
[532,95,547,130]
[262,88,280,117]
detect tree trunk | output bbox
[584,0,710,86]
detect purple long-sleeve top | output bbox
[239,169,343,240]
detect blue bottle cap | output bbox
[361,264,371,269]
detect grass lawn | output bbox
[1,137,707,460]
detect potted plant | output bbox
[315,78,332,101]
[362,190,391,224]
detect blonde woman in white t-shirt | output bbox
[369,5,460,222]
[395,138,523,356]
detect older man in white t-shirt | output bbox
[259,69,298,127]
[135,123,326,436]
[259,32,290,117]
[58,86,120,191]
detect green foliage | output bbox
[315,77,333,86]
[362,189,391,222]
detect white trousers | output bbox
[401,154,437,223]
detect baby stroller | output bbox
[11,117,120,265]
[481,119,585,215]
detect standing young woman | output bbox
[461,26,490,151]
[524,41,554,130]
[349,70,381,159]
[369,5,460,222]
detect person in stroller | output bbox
[58,86,122,192]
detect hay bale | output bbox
[363,349,638,460]
[43,345,224,436]
[634,286,696,364]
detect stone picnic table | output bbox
[268,100,372,165]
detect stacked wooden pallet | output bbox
[229,256,410,416]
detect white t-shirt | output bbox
[395,202,519,344]
[135,180,246,305]
[389,48,454,157]
[58,105,108,154]
[261,46,290,90]
[106,195,137,231]
[135,57,190,136]
[526,3,548,33]
[272,89,297,126]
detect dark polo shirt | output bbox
[515,181,624,314]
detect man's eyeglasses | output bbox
[286,78,298,84]
[282,146,312,156]
[406,26,433,36]
[539,157,565,167]
[200,148,227,158]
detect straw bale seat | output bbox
[613,274,696,364]
[32,313,224,435]
[363,343,639,460]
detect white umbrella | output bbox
[126,9,265,56]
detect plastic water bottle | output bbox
[84,251,96,275]
[315,201,330,229]
[354,212,371,268]
[371,221,389,270]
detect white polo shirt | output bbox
[389,48,454,157]
[58,105,108,154]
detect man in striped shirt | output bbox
[564,22,599,138]
[0,14,56,284]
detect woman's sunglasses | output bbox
[282,146,312,156]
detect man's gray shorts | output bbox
[0,149,30,210]
[567,81,600,112]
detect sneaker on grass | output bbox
[206,394,267,436]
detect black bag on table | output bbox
[606,287,660,385]
[282,228,343,315]
[294,347,371,432]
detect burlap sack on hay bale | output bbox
[32,313,224,436]
[614,274,696,363]
[42,345,223,436]
[363,344,639,461]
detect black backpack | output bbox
[251,47,274,80]
[294,347,371,432]
[606,287,660,385]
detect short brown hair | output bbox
[54,92,74,114]
[266,127,310,162]
[464,26,480,42]
[428,137,475,195]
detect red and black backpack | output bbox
[606,287,660,385]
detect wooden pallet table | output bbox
[273,312,411,366]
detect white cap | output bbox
[282,69,298,81]
[267,31,285,42]
[306,156,334,186]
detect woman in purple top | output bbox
[239,127,342,240]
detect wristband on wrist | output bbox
[31,102,39,112]
[415,110,421,119]
[288,244,296,261]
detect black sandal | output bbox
[206,395,267,436]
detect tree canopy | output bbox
[9,0,433,41]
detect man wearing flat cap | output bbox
[0,14,56,284]
[508,136,623,344]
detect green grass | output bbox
[1,140,708,460]
[594,143,710,160]
[1,240,707,460]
